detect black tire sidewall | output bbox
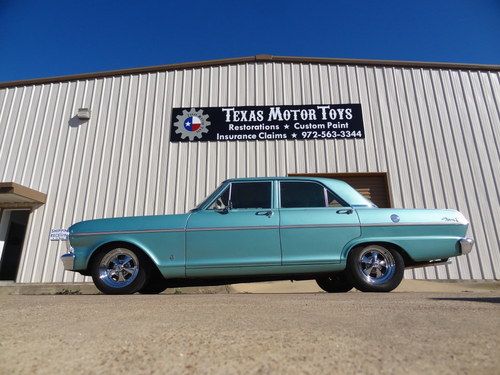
[316,272,354,293]
[91,247,148,295]
[138,273,168,294]
[347,245,404,292]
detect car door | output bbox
[186,181,280,275]
[279,180,361,264]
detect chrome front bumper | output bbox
[459,237,474,255]
[61,253,75,271]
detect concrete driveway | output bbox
[0,290,499,374]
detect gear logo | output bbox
[174,108,210,140]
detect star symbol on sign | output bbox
[185,121,191,126]
[291,133,297,138]
[284,124,289,129]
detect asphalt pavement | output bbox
[0,291,499,374]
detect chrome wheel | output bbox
[357,245,396,285]
[98,248,139,288]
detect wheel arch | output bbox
[342,240,415,267]
[85,240,161,275]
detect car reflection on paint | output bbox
[61,177,474,294]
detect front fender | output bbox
[71,231,186,278]
[68,213,190,278]
[73,236,160,270]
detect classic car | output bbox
[61,177,474,294]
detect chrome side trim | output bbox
[71,221,463,237]
[190,223,360,231]
[360,222,463,227]
[71,228,185,237]
[187,225,280,232]
[73,224,357,236]
[280,224,359,229]
[72,226,280,236]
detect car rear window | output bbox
[280,182,326,208]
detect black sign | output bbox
[170,104,364,142]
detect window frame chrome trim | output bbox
[203,181,274,211]
[203,183,231,211]
[278,180,348,209]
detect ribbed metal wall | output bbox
[0,61,498,283]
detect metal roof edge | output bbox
[0,54,499,89]
[0,181,47,205]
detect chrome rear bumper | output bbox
[61,253,75,271]
[459,237,474,255]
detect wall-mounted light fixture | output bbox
[77,108,91,120]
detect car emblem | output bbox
[390,214,400,223]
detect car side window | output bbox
[280,182,326,208]
[326,190,344,207]
[207,186,230,210]
[231,182,271,209]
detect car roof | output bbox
[200,176,371,208]
[223,176,343,184]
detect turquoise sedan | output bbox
[61,177,474,294]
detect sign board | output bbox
[170,104,364,142]
[50,228,69,241]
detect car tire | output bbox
[138,274,168,294]
[90,246,148,295]
[316,272,353,293]
[347,244,404,292]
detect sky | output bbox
[0,0,499,82]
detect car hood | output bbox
[68,213,191,236]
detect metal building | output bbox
[0,55,498,283]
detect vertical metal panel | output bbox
[0,62,498,283]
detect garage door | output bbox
[288,173,391,208]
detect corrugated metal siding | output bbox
[0,62,498,282]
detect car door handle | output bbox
[336,209,353,215]
[256,210,274,217]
